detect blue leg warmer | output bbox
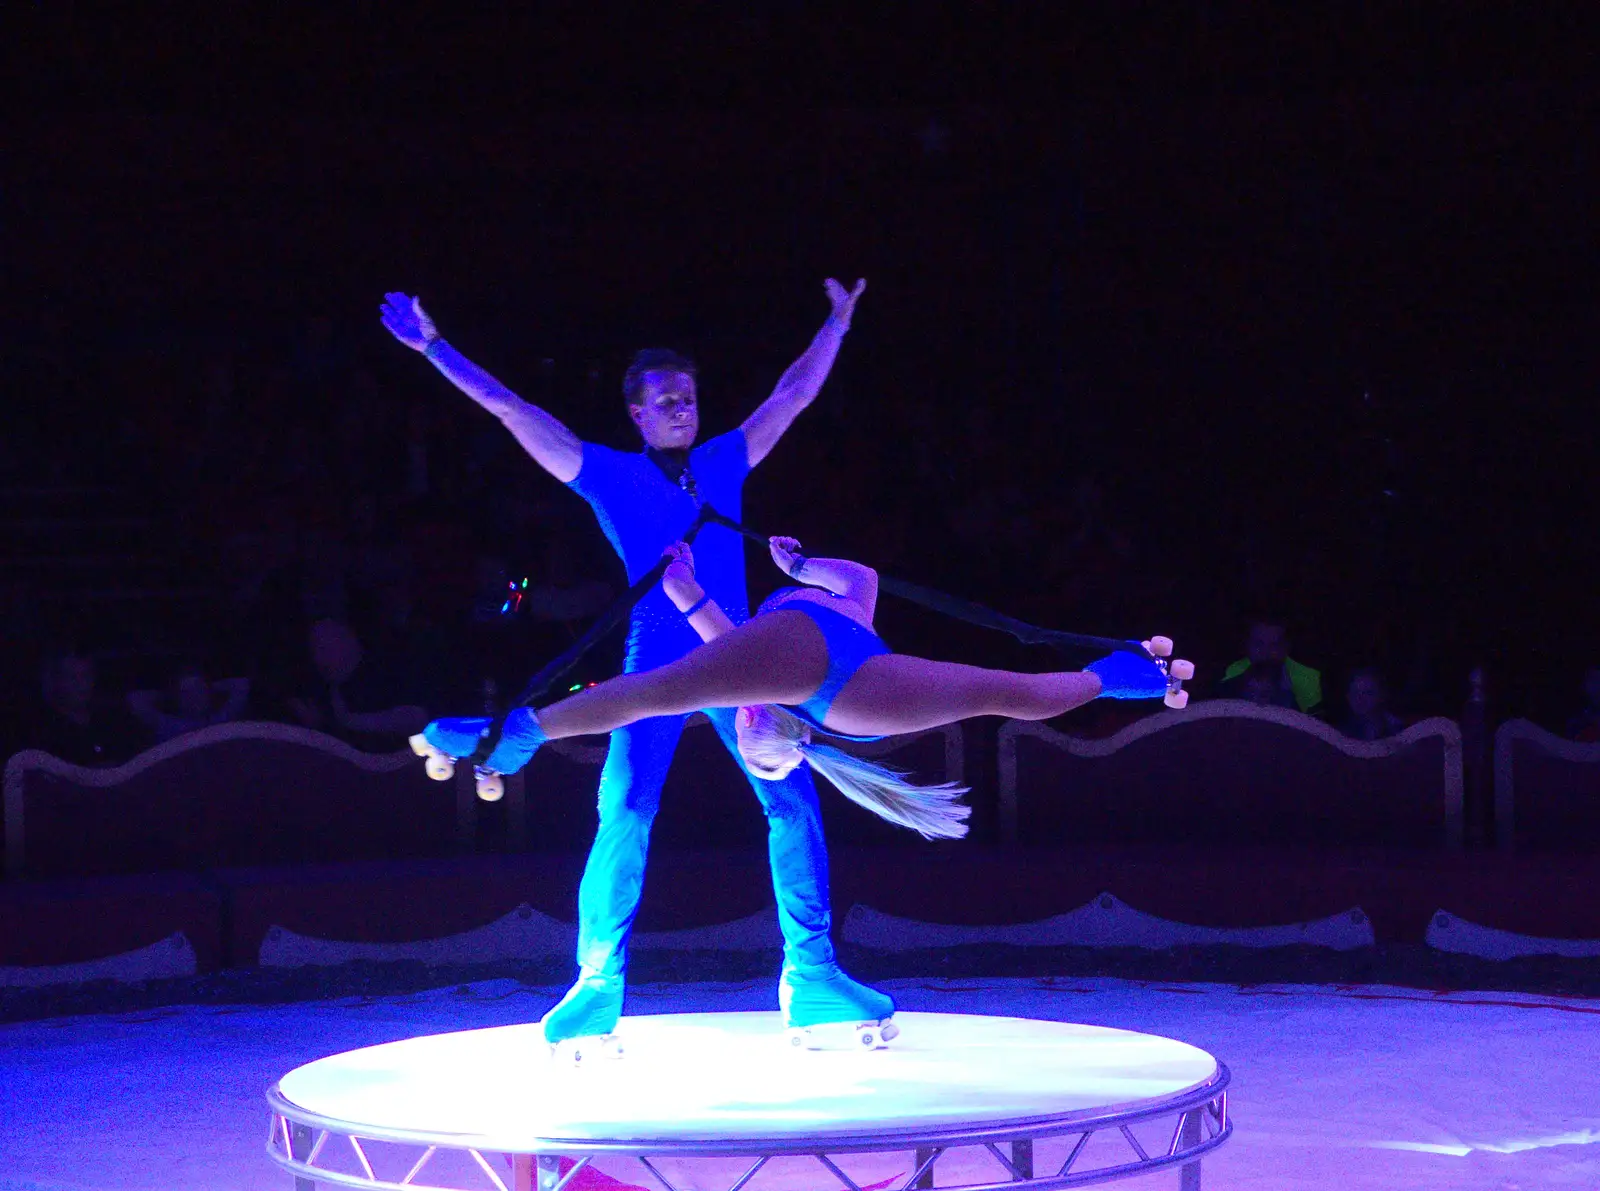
[1085,647,1171,699]
[421,708,546,773]
[706,706,836,973]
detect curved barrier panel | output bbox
[5,722,457,879]
[0,930,197,988]
[1426,909,1600,960]
[1494,720,1600,853]
[842,894,1375,951]
[1000,703,1462,849]
[259,902,574,968]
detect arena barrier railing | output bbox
[1493,718,1600,853]
[998,701,1463,850]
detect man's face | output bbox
[1347,674,1384,719]
[174,673,211,719]
[309,620,362,685]
[1245,623,1289,667]
[51,657,96,711]
[629,370,699,451]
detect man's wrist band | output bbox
[824,315,848,335]
[787,554,807,579]
[682,593,713,618]
[422,337,447,360]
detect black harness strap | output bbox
[466,505,719,765]
[693,506,1141,656]
[467,503,1144,765]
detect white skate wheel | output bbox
[878,1018,900,1043]
[424,755,455,781]
[552,1034,623,1065]
[858,1028,879,1048]
[1148,635,1174,657]
[1170,659,1195,681]
[476,773,505,802]
[788,1029,807,1048]
[1164,689,1190,709]
[408,733,431,758]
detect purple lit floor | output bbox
[2,977,1597,1190]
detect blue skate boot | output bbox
[780,963,899,1050]
[409,708,548,800]
[539,967,626,1064]
[1086,636,1194,708]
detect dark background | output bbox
[6,6,1598,732]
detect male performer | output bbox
[381,281,880,1048]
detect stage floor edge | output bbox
[266,1010,1233,1190]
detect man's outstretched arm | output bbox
[741,278,866,468]
[381,292,582,483]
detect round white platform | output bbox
[268,1011,1232,1189]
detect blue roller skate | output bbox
[540,967,626,1064]
[409,708,548,801]
[1086,636,1194,708]
[781,963,899,1050]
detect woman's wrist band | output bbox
[682,592,713,618]
[787,554,807,579]
[422,337,447,360]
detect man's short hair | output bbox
[622,349,697,407]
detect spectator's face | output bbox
[1347,674,1385,719]
[628,371,699,451]
[50,657,96,711]
[309,620,362,685]
[1245,623,1289,667]
[174,673,211,718]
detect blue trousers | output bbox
[574,705,834,977]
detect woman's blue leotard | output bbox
[758,594,890,741]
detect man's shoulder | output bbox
[693,427,750,473]
[568,440,645,490]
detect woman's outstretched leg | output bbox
[537,610,830,740]
[823,655,1103,738]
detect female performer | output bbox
[416,537,1187,1053]
[419,535,1185,792]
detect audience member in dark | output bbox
[126,663,251,745]
[1338,668,1404,741]
[285,619,430,751]
[1567,664,1600,744]
[26,649,143,766]
[1236,667,1297,710]
[1216,619,1322,714]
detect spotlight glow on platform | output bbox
[278,1011,1217,1147]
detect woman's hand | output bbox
[661,541,700,606]
[824,278,867,333]
[380,292,441,351]
[768,535,804,578]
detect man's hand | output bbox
[825,278,867,333]
[380,293,440,351]
[768,535,803,577]
[661,541,699,605]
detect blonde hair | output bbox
[742,706,970,840]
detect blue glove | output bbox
[1085,647,1170,700]
[422,708,547,774]
[423,716,493,757]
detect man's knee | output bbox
[595,717,683,823]
[752,764,824,822]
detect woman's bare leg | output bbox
[536,610,831,739]
[822,655,1103,738]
